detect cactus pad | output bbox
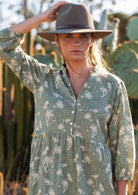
[111,49,138,99]
[127,17,138,41]
[108,42,138,69]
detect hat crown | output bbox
[38,3,112,41]
[56,3,95,30]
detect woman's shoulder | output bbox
[96,65,123,86]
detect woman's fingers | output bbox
[44,1,69,22]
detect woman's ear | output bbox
[90,38,93,46]
[54,34,62,54]
[54,34,59,46]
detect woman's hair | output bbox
[88,41,101,67]
[88,39,110,71]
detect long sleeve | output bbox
[0,28,52,93]
[108,80,135,181]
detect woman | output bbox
[0,2,135,195]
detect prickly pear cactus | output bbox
[127,17,138,41]
[108,42,138,69]
[111,49,138,99]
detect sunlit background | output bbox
[0,0,137,29]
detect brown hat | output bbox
[38,3,112,41]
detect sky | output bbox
[0,0,138,30]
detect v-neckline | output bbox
[69,73,91,99]
[60,64,97,100]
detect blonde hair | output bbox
[88,39,110,71]
[88,41,102,67]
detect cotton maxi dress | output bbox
[0,29,135,195]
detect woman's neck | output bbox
[65,60,94,79]
[64,60,94,98]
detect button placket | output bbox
[69,98,78,136]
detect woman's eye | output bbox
[65,34,72,39]
[80,34,88,38]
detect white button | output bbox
[70,122,73,125]
[72,111,74,114]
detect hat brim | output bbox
[38,29,112,41]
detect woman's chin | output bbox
[66,56,85,62]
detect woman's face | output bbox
[55,33,93,62]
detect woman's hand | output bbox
[44,1,69,22]
[116,180,128,195]
[9,1,68,34]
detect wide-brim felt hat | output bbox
[38,3,112,41]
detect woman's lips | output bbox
[71,50,82,54]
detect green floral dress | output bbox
[0,29,135,195]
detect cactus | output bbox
[23,31,33,56]
[0,117,3,171]
[12,31,34,181]
[98,10,120,52]
[103,18,120,52]
[127,17,138,41]
[108,13,129,42]
[27,31,33,56]
[0,61,3,169]
[1,64,15,175]
[13,75,24,152]
[6,121,16,180]
[0,30,35,182]
[108,42,138,70]
[98,10,108,30]
[110,49,138,99]
[0,172,3,195]
[0,59,2,116]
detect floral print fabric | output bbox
[0,29,135,195]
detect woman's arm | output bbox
[9,1,68,34]
[116,180,128,195]
[108,81,135,194]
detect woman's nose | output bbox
[74,38,80,46]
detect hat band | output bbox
[57,25,94,30]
